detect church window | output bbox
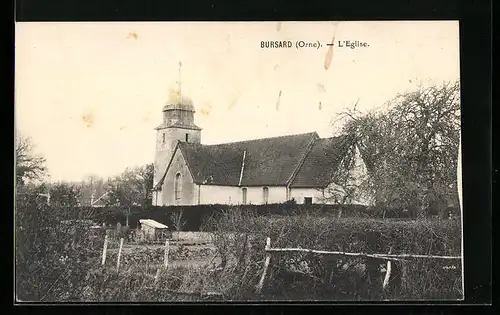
[185,133,189,142]
[174,173,182,203]
[263,187,269,204]
[242,188,247,205]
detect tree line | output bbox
[15,135,154,210]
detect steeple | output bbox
[178,60,182,104]
[153,62,202,197]
[157,61,201,130]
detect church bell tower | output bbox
[153,63,202,187]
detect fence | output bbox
[255,237,462,295]
[99,233,461,300]
[99,234,223,299]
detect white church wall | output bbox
[198,185,287,205]
[289,188,330,204]
[290,184,373,206]
[159,149,197,206]
[198,185,241,205]
[244,186,287,205]
[152,191,160,206]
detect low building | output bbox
[139,219,171,242]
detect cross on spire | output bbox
[178,61,182,104]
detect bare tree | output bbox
[337,80,461,218]
[169,210,186,232]
[15,134,47,186]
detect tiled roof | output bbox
[290,135,351,188]
[180,132,319,186]
[156,132,352,188]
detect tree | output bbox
[15,187,104,301]
[15,134,47,186]
[107,164,154,225]
[169,210,186,232]
[338,80,460,218]
[49,182,82,208]
[134,163,154,207]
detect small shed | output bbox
[139,219,171,242]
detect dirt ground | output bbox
[106,239,221,269]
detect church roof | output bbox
[290,136,351,188]
[155,132,353,188]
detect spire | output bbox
[178,60,182,104]
[166,61,191,107]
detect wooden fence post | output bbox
[154,267,162,287]
[382,260,392,290]
[154,239,170,287]
[101,234,109,266]
[116,237,124,272]
[383,247,393,291]
[255,237,271,294]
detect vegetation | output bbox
[201,209,462,300]
[106,164,154,208]
[15,194,103,301]
[333,81,461,218]
[15,133,47,186]
[169,210,187,232]
[14,81,462,301]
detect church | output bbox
[151,94,370,207]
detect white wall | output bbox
[244,186,287,205]
[159,149,196,206]
[198,185,241,205]
[289,187,328,204]
[198,185,288,205]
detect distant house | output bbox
[90,192,109,208]
[76,191,111,208]
[152,93,372,206]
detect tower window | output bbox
[185,133,189,142]
[162,133,166,144]
[174,173,182,203]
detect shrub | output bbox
[81,203,376,231]
[200,210,462,300]
[15,194,103,301]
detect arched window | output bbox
[174,173,182,203]
[263,187,269,204]
[242,188,247,205]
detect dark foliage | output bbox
[202,209,463,300]
[82,203,373,231]
[15,193,104,301]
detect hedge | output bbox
[80,203,373,231]
[203,211,463,300]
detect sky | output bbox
[15,21,460,182]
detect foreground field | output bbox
[16,203,462,302]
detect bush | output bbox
[80,203,375,231]
[15,193,462,301]
[15,194,104,301]
[200,209,462,300]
